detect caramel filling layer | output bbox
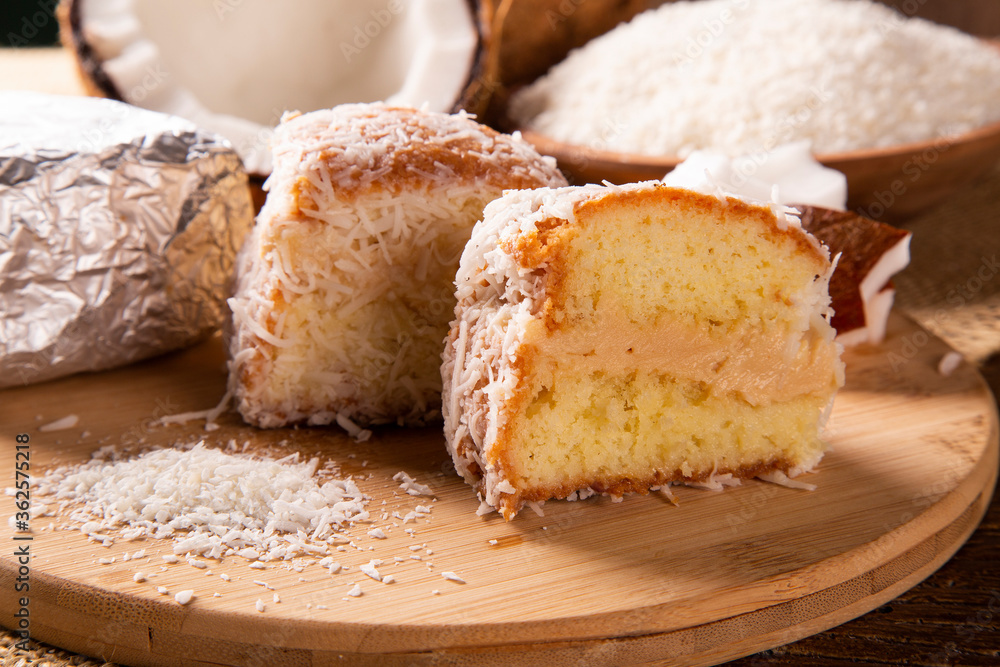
[534,316,841,406]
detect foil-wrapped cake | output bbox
[0,91,254,388]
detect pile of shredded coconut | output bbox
[33,441,377,561]
[509,0,1000,156]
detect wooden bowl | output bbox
[519,118,1000,223]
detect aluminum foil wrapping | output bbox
[0,91,254,389]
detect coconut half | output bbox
[61,0,482,176]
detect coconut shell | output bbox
[798,205,911,335]
[475,0,650,126]
[57,0,122,101]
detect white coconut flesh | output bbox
[77,0,478,175]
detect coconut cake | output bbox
[228,103,567,430]
[442,182,845,519]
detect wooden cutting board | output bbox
[0,313,995,667]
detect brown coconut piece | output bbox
[798,205,912,346]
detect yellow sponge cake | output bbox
[442,182,844,519]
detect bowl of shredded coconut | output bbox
[507,0,1000,220]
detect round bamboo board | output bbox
[0,313,995,667]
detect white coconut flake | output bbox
[156,586,169,595]
[938,351,964,377]
[360,560,383,582]
[392,471,435,497]
[133,572,146,583]
[367,528,387,539]
[347,583,363,597]
[441,571,465,584]
[255,599,266,613]
[757,470,818,492]
[38,414,79,432]
[174,590,195,605]
[34,441,370,565]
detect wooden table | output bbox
[2,44,999,666]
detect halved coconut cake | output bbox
[442,182,845,519]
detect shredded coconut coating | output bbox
[228,103,565,429]
[441,181,838,517]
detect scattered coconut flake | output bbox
[156,586,169,595]
[161,555,179,564]
[174,590,195,605]
[255,599,266,613]
[526,501,545,517]
[938,351,964,377]
[133,572,146,583]
[757,471,817,492]
[213,592,222,598]
[97,557,114,565]
[335,413,373,443]
[653,484,679,507]
[253,580,272,590]
[273,593,281,604]
[432,589,440,595]
[347,583,363,597]
[157,389,232,431]
[188,559,208,569]
[393,471,434,497]
[488,539,498,546]
[219,573,231,582]
[131,548,147,559]
[441,571,465,584]
[360,560,383,582]
[39,414,79,432]
[248,562,267,570]
[368,528,387,539]
[34,441,370,564]
[686,473,742,492]
[382,575,395,584]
